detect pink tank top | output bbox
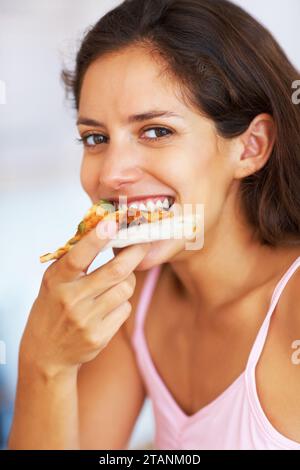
[131,256,300,450]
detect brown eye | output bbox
[78,134,107,147]
[142,127,173,141]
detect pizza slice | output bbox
[39,198,175,263]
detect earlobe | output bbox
[234,114,275,179]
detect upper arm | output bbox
[77,269,149,450]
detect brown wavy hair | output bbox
[62,0,300,246]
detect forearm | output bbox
[8,362,79,450]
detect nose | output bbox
[98,143,144,191]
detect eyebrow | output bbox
[76,110,184,127]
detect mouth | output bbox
[107,195,176,213]
[97,194,200,251]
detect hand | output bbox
[20,219,151,379]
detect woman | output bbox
[9,0,300,450]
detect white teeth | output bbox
[146,200,156,211]
[162,198,170,209]
[115,197,174,212]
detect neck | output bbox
[169,205,298,313]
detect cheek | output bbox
[174,146,230,222]
[190,154,234,231]
[171,148,215,203]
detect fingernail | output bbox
[96,219,118,239]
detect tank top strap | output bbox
[246,255,300,372]
[132,264,163,343]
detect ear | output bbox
[233,113,276,179]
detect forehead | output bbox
[79,46,187,117]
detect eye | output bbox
[141,127,173,141]
[77,133,107,148]
[77,126,173,149]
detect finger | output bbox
[88,301,132,348]
[81,275,136,324]
[52,219,118,281]
[76,242,151,299]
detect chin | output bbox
[113,234,202,271]
[132,238,189,271]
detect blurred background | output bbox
[0,0,299,450]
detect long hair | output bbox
[62,0,300,246]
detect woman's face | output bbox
[78,46,237,270]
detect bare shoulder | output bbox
[281,261,300,328]
[279,263,300,362]
[269,249,300,336]
[276,261,300,440]
[275,255,300,342]
[257,251,300,444]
